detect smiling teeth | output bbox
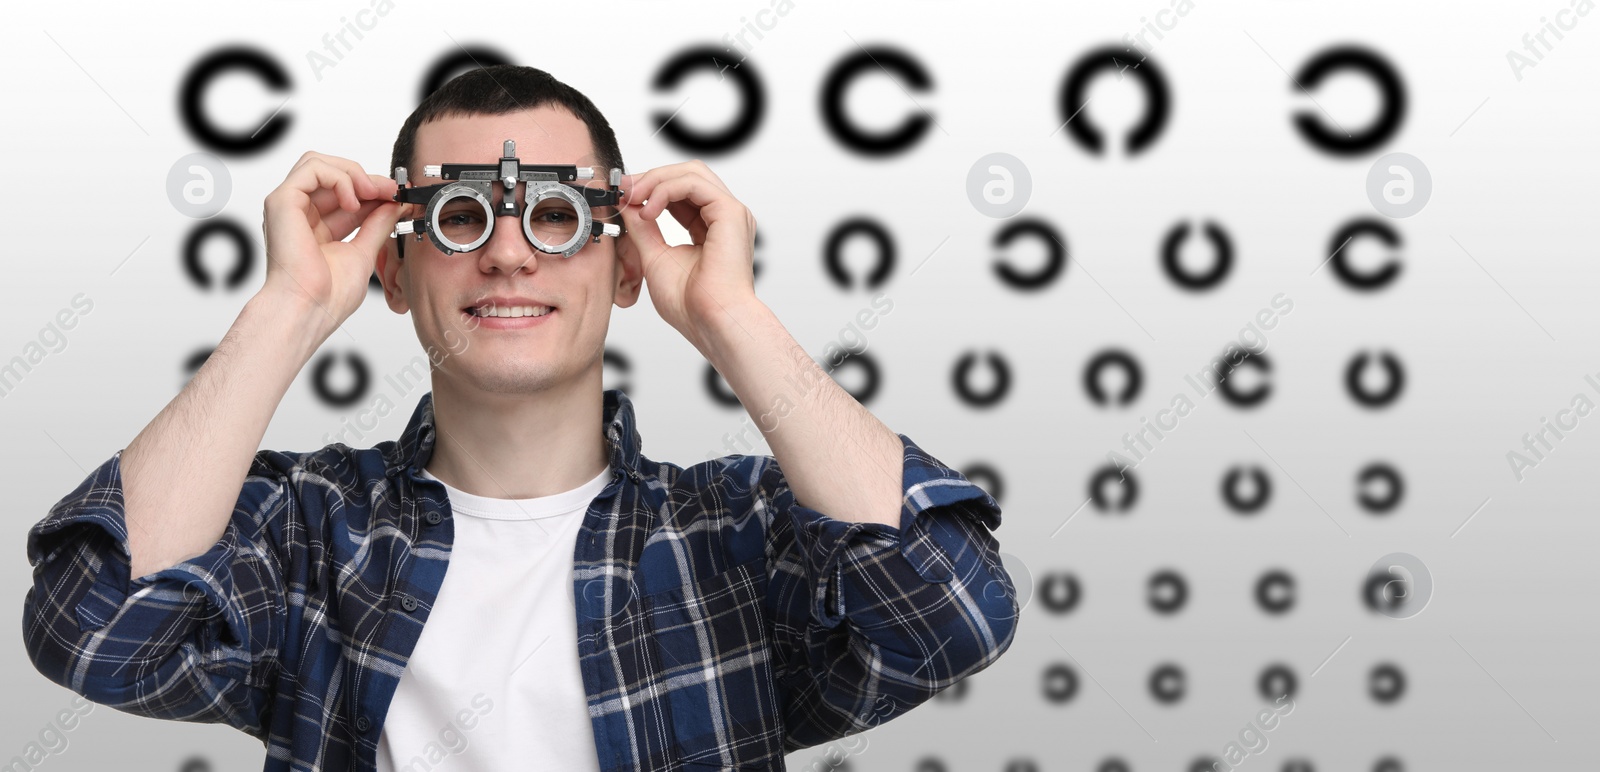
[472,305,552,318]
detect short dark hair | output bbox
[388,63,625,185]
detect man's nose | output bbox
[478,200,538,273]
[476,184,540,270]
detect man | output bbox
[22,65,1018,771]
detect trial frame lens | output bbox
[388,138,625,259]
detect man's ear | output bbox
[376,235,409,313]
[612,221,644,309]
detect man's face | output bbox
[377,105,643,396]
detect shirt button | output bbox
[355,714,371,732]
[398,594,418,612]
[424,510,442,525]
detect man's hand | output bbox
[615,159,758,350]
[260,151,402,331]
[620,160,908,530]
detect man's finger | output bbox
[684,159,732,195]
[641,172,726,220]
[619,201,668,259]
[323,197,389,241]
[350,202,403,256]
[285,158,362,212]
[665,201,708,243]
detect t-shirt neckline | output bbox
[418,464,611,520]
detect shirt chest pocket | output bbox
[642,557,785,769]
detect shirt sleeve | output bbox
[755,432,1021,753]
[20,446,312,742]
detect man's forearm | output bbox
[696,298,905,529]
[122,289,332,580]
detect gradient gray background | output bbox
[4,0,1595,770]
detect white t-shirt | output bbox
[375,463,612,772]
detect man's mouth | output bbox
[465,304,555,319]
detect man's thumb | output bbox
[619,202,666,254]
[352,201,403,256]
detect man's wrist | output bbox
[248,287,339,360]
[692,294,772,364]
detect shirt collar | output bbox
[386,388,644,481]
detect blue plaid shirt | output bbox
[23,388,1019,771]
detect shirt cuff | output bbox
[778,433,1003,629]
[28,449,252,648]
